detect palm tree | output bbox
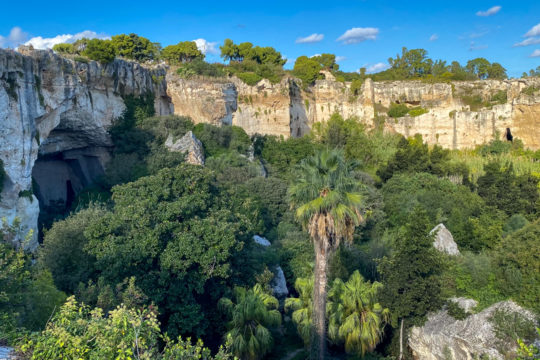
[219,284,281,360]
[327,270,390,357]
[285,277,314,347]
[288,149,364,360]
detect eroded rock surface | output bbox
[409,301,536,360]
[0,47,170,248]
[430,223,460,255]
[165,131,205,166]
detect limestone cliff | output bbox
[0,47,170,249]
[167,73,540,149]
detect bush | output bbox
[387,103,409,118]
[176,59,225,78]
[52,43,74,54]
[408,107,428,117]
[192,123,251,157]
[21,296,234,360]
[350,79,363,96]
[82,39,116,64]
[235,72,263,86]
[73,56,89,63]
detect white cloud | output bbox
[335,56,346,62]
[530,49,540,57]
[193,38,218,55]
[0,26,29,48]
[513,37,540,47]
[469,41,488,51]
[337,27,379,44]
[429,34,439,41]
[296,33,324,44]
[476,6,501,17]
[365,62,390,73]
[25,30,110,50]
[525,23,540,37]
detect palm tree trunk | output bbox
[311,239,329,360]
[399,318,404,360]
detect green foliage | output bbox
[52,43,74,54]
[18,190,33,200]
[285,277,313,346]
[84,164,259,337]
[1,220,65,343]
[111,33,160,61]
[22,296,234,360]
[82,39,116,63]
[292,56,322,88]
[73,55,89,63]
[377,135,469,184]
[220,39,286,66]
[192,123,251,157]
[259,135,322,178]
[176,59,225,78]
[522,85,540,96]
[38,205,107,293]
[494,220,540,313]
[205,152,264,185]
[408,107,428,117]
[311,53,339,71]
[219,284,281,360]
[446,300,469,320]
[387,103,409,118]
[236,71,263,85]
[477,161,539,218]
[350,79,363,96]
[327,271,390,356]
[381,172,504,251]
[441,251,504,309]
[162,41,204,64]
[516,328,540,360]
[378,207,445,325]
[490,308,537,357]
[491,90,507,104]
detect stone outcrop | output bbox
[0,47,171,249]
[408,301,536,360]
[252,235,289,297]
[430,223,460,255]
[165,131,205,165]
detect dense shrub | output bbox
[235,72,263,86]
[176,59,225,78]
[111,33,160,61]
[387,103,409,118]
[82,39,116,63]
[52,43,74,54]
[192,123,251,157]
[408,107,428,117]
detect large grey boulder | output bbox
[409,301,536,360]
[165,131,205,166]
[430,223,460,255]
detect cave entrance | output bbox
[31,147,110,239]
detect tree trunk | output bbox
[399,318,404,360]
[311,239,329,360]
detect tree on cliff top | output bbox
[220,39,286,66]
[111,33,160,61]
[293,56,322,88]
[82,39,116,63]
[162,41,204,64]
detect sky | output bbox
[1,0,539,77]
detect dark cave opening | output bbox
[31,147,110,239]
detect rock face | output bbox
[252,235,289,297]
[430,224,460,255]
[165,131,205,165]
[408,301,536,360]
[0,47,171,249]
[167,73,540,150]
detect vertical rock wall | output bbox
[0,48,171,249]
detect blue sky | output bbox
[1,0,539,77]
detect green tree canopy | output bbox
[292,56,322,87]
[162,41,204,64]
[82,39,116,63]
[327,270,390,357]
[219,284,281,360]
[111,33,160,61]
